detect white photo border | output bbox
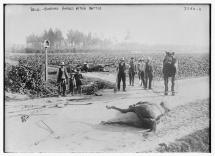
[1,0,214,156]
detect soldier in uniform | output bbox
[69,69,76,96]
[57,62,69,96]
[145,57,153,89]
[117,57,126,91]
[74,69,83,95]
[82,62,89,72]
[139,58,146,89]
[137,59,142,86]
[128,57,136,86]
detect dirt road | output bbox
[5,75,209,152]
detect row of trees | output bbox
[26,28,112,50]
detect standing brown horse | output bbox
[163,52,177,95]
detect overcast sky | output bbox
[5,4,209,47]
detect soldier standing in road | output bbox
[145,57,153,89]
[137,59,142,86]
[69,71,76,96]
[128,57,136,86]
[139,58,146,89]
[74,69,83,95]
[57,62,69,96]
[117,57,126,91]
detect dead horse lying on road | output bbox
[102,101,170,132]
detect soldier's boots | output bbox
[172,91,175,96]
[164,91,175,96]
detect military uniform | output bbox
[69,73,76,95]
[82,63,88,72]
[128,58,136,86]
[145,61,153,89]
[117,60,126,91]
[57,63,69,96]
[163,52,177,95]
[139,60,146,88]
[74,70,83,94]
[137,60,142,86]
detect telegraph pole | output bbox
[44,40,50,82]
[45,47,48,82]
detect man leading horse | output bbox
[163,51,177,96]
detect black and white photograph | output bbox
[3,3,211,153]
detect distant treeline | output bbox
[26,28,113,51]
[6,27,208,54]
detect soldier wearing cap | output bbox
[57,62,69,96]
[128,57,136,86]
[137,58,142,85]
[74,69,83,95]
[117,57,126,91]
[145,57,153,89]
[69,68,76,96]
[82,62,89,72]
[139,58,146,88]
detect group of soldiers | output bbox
[57,57,153,96]
[116,57,153,92]
[57,62,83,96]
